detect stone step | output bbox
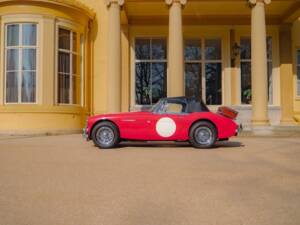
[239,125,300,137]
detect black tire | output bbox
[91,121,120,149]
[189,121,217,149]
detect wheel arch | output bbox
[89,119,120,139]
[189,119,218,137]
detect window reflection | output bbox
[185,63,201,100]
[185,39,201,61]
[205,63,222,105]
[205,39,221,60]
[57,28,81,105]
[240,37,273,104]
[184,38,222,105]
[5,23,37,103]
[135,38,167,105]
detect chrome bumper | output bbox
[235,124,243,136]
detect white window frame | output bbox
[4,22,38,104]
[184,38,223,105]
[56,22,84,106]
[134,37,167,106]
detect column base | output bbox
[251,119,270,126]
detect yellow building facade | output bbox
[0,0,300,134]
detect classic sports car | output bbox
[83,97,241,149]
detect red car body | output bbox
[85,107,239,142]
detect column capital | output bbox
[106,0,124,7]
[165,0,187,6]
[248,0,271,7]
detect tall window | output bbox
[58,28,81,104]
[297,50,300,96]
[184,39,222,105]
[240,37,273,104]
[240,38,251,104]
[135,38,167,105]
[5,23,37,103]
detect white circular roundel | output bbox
[156,117,176,138]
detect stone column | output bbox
[249,0,270,125]
[279,25,296,124]
[166,0,186,97]
[106,0,124,112]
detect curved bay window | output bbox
[135,38,167,105]
[184,38,222,105]
[58,27,82,105]
[5,23,37,103]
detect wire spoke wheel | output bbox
[195,127,213,145]
[96,127,115,146]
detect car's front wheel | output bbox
[189,121,217,149]
[91,121,120,149]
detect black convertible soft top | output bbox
[158,96,210,113]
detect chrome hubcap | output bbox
[96,127,114,145]
[195,127,213,145]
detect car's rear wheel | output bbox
[189,121,217,149]
[91,121,120,149]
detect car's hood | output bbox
[89,111,151,120]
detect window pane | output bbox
[72,32,77,52]
[268,61,273,104]
[135,62,151,105]
[135,39,150,60]
[7,24,19,46]
[58,52,70,73]
[6,49,19,71]
[298,66,300,96]
[72,76,81,105]
[22,49,36,71]
[241,62,251,104]
[267,37,272,60]
[205,39,221,60]
[58,73,70,104]
[59,28,71,50]
[72,54,77,74]
[205,63,222,105]
[185,63,201,100]
[240,38,251,60]
[22,24,37,46]
[152,63,167,104]
[6,72,18,103]
[185,39,201,61]
[21,72,36,103]
[151,39,166,60]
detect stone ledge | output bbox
[240,125,300,137]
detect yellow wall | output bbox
[0,1,94,134]
[0,0,299,134]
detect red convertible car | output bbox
[83,97,241,149]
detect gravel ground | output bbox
[0,135,300,225]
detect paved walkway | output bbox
[0,135,300,225]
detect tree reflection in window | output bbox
[135,38,167,105]
[184,39,222,105]
[240,37,273,104]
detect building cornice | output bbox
[0,0,96,19]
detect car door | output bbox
[147,101,190,140]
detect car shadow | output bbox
[117,141,244,149]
